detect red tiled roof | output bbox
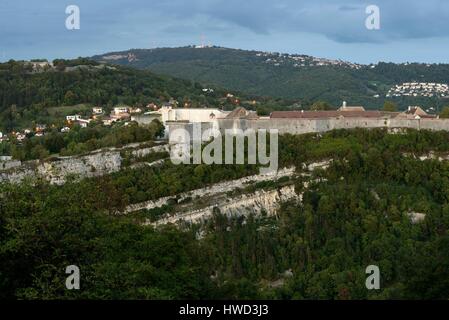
[270,111,386,119]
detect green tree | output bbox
[383,101,397,112]
[439,106,449,118]
[63,91,78,106]
[311,101,333,111]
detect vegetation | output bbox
[310,101,334,111]
[1,128,449,299]
[440,106,449,118]
[382,101,397,112]
[94,47,449,110]
[0,59,294,132]
[0,120,164,161]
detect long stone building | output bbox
[162,104,449,144]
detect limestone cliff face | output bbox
[123,167,296,214]
[0,143,168,185]
[38,151,123,185]
[150,185,299,226]
[0,152,122,185]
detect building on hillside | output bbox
[102,117,117,126]
[155,106,230,139]
[158,106,230,123]
[225,107,259,120]
[397,106,437,119]
[130,107,142,114]
[146,103,158,110]
[111,112,131,121]
[92,107,103,115]
[113,107,129,115]
[14,132,25,142]
[75,118,91,128]
[66,115,82,122]
[35,124,47,132]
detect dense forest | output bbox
[0,59,220,110]
[1,128,449,299]
[93,46,449,109]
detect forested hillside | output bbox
[93,47,449,109]
[2,128,449,299]
[0,59,220,110]
[0,58,294,132]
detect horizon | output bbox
[1,1,449,64]
[5,44,449,66]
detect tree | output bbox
[383,101,397,112]
[439,106,449,119]
[310,101,333,111]
[30,144,50,160]
[63,91,78,106]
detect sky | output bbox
[1,0,449,64]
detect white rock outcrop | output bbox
[123,167,296,214]
[150,185,299,226]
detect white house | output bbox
[114,107,129,115]
[102,117,117,126]
[130,107,142,114]
[157,106,229,124]
[92,107,103,114]
[66,115,82,121]
[76,119,91,128]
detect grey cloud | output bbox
[131,0,449,43]
[1,0,449,62]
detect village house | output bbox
[146,103,158,110]
[111,112,131,121]
[92,107,103,115]
[66,115,82,122]
[113,106,129,115]
[75,118,92,128]
[130,107,142,114]
[35,124,47,132]
[102,116,117,126]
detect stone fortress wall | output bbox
[132,103,449,144]
[167,105,449,144]
[216,117,445,135]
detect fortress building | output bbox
[166,103,448,145]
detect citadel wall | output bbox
[168,117,449,144]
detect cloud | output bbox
[1,0,449,62]
[128,0,449,43]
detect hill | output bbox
[0,58,271,131]
[93,46,449,110]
